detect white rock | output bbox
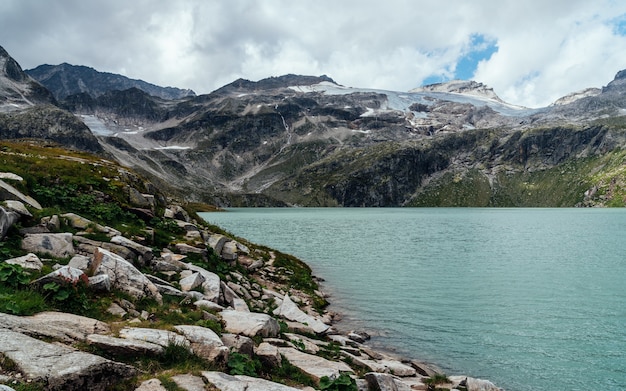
[21,232,74,258]
[119,327,189,348]
[220,309,280,338]
[180,272,205,292]
[202,371,302,391]
[277,347,353,384]
[4,253,43,271]
[174,325,228,362]
[274,294,329,334]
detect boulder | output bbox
[448,376,502,391]
[194,299,225,312]
[0,206,20,240]
[93,247,162,302]
[220,333,254,357]
[135,378,167,391]
[119,327,189,348]
[255,342,282,368]
[0,328,136,390]
[220,281,249,311]
[202,371,302,391]
[187,263,221,302]
[175,243,206,255]
[364,372,413,391]
[277,347,353,384]
[342,352,416,377]
[72,235,135,260]
[274,294,330,334]
[87,333,164,356]
[61,213,100,230]
[171,374,207,391]
[174,325,228,362]
[0,172,23,181]
[110,235,154,265]
[180,272,205,292]
[21,232,74,258]
[221,241,238,261]
[220,310,280,338]
[32,265,87,287]
[88,274,111,291]
[207,234,228,255]
[0,179,41,209]
[3,200,31,217]
[4,253,43,271]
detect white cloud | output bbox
[2,0,626,107]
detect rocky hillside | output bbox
[0,139,501,390]
[26,63,196,101]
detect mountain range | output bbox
[3,44,626,207]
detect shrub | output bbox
[319,373,357,391]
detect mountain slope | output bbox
[26,63,196,101]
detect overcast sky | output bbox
[2,0,626,108]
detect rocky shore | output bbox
[0,166,502,391]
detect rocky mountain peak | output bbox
[0,45,28,83]
[601,68,626,93]
[215,74,337,95]
[410,80,504,102]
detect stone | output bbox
[67,254,93,272]
[110,235,154,264]
[220,333,254,357]
[0,206,20,240]
[61,212,99,230]
[207,234,228,255]
[342,353,416,377]
[87,333,164,356]
[175,243,206,255]
[448,376,502,391]
[119,327,189,348]
[348,330,371,343]
[0,311,110,343]
[107,302,128,317]
[4,253,43,271]
[364,372,413,391]
[274,294,330,334]
[202,371,302,391]
[46,214,61,231]
[277,347,353,384]
[283,333,320,354]
[0,179,41,210]
[88,274,111,291]
[220,310,280,338]
[0,172,23,181]
[221,241,238,261]
[0,328,136,390]
[21,232,74,258]
[180,272,205,292]
[3,200,31,217]
[187,263,221,302]
[93,247,162,302]
[32,265,87,287]
[0,385,15,391]
[171,374,207,391]
[194,299,225,312]
[135,378,167,391]
[255,342,282,368]
[174,325,228,362]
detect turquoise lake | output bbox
[200,208,626,391]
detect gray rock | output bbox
[87,333,164,356]
[364,372,413,391]
[255,342,282,368]
[4,253,43,271]
[0,172,23,181]
[171,374,206,391]
[277,347,353,384]
[0,328,136,390]
[221,241,238,261]
[93,247,162,302]
[61,212,99,230]
[273,294,330,334]
[175,243,206,255]
[107,302,128,317]
[180,272,205,292]
[135,378,167,391]
[220,281,249,311]
[448,376,502,391]
[174,325,228,362]
[67,254,93,272]
[32,265,86,287]
[0,385,16,391]
[0,206,20,240]
[220,333,254,357]
[220,310,280,338]
[194,299,225,312]
[21,232,74,258]
[0,179,41,210]
[88,274,111,291]
[187,263,221,302]
[119,327,189,348]
[202,371,302,391]
[207,234,228,255]
[110,235,154,265]
[3,200,31,217]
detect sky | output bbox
[2,0,626,108]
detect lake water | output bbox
[200,208,626,391]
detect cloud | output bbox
[2,0,626,107]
